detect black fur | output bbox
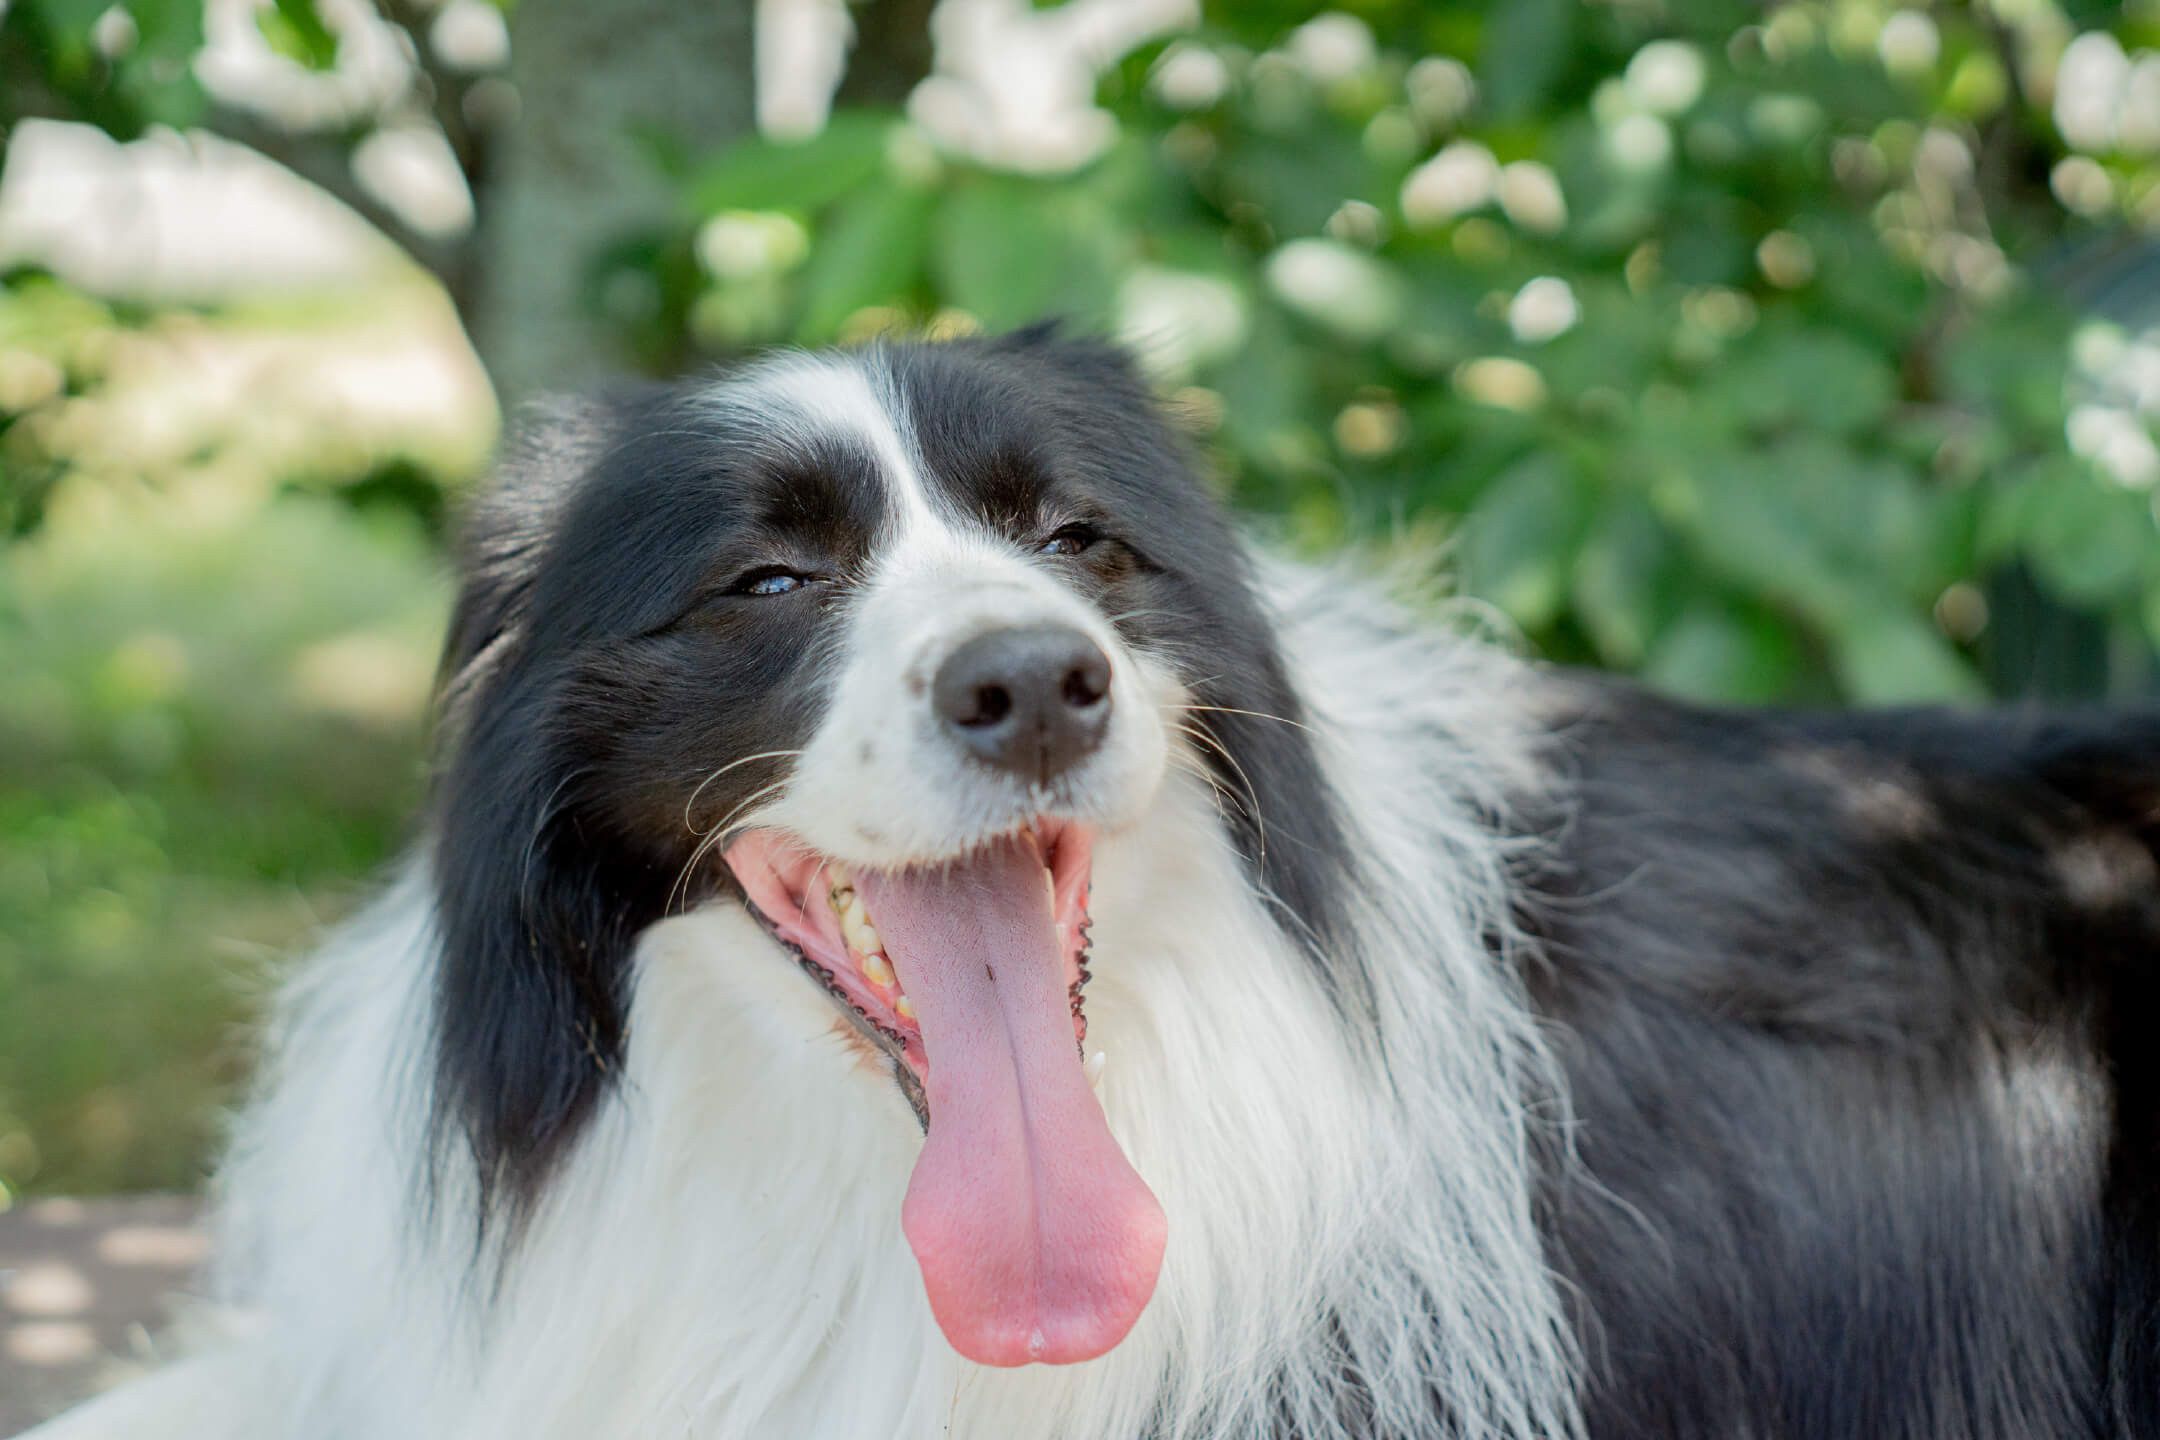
[1522,679,2160,1438]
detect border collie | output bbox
[36,328,2160,1440]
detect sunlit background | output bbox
[4,0,2160,1291]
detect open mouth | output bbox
[724,821,1099,1123]
[722,821,1167,1368]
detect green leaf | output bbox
[26,0,108,42]
[1479,0,1576,120]
[687,114,896,217]
[1572,493,1680,668]
[1976,461,2052,565]
[112,60,207,131]
[1762,440,1951,603]
[1220,129,1376,237]
[1713,325,1898,436]
[1460,455,1587,633]
[931,178,1121,331]
[934,179,1057,329]
[1941,302,2074,444]
[258,0,338,70]
[1659,186,1751,287]
[1828,608,1986,704]
[794,183,936,341]
[1663,459,1851,628]
[126,0,206,59]
[2021,470,2158,607]
[1641,600,1803,704]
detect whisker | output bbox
[1173,720,1269,872]
[1168,702,1315,735]
[1169,753,1241,849]
[683,749,806,835]
[668,777,792,915]
[1165,751,1327,961]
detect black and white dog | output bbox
[39,328,2160,1439]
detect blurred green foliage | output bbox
[0,493,444,1194]
[629,0,2160,705]
[8,0,2160,1195]
[0,255,468,1197]
[1,0,210,140]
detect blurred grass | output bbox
[0,419,454,1201]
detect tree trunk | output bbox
[471,0,757,401]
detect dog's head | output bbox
[431,329,1347,1365]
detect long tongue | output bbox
[859,836,1166,1366]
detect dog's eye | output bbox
[1038,524,1101,558]
[736,568,811,597]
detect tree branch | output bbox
[208,101,470,292]
[209,0,500,332]
[835,0,938,109]
[373,0,491,187]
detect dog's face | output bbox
[432,332,1347,1366]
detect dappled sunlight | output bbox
[5,1262,95,1318]
[4,1322,97,1369]
[0,1195,210,1422]
[5,282,492,540]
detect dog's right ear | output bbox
[426,387,664,1224]
[438,395,618,702]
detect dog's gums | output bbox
[723,822,1164,1367]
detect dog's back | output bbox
[1526,682,2160,1438]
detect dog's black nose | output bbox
[934,624,1113,784]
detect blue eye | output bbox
[740,570,808,596]
[1039,524,1100,557]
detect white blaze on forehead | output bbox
[724,351,943,537]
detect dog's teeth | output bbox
[895,992,915,1021]
[862,951,895,988]
[1084,1050,1107,1089]
[839,900,880,957]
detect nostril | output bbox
[1061,662,1108,709]
[964,683,1013,728]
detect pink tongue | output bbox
[859,836,1166,1366]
